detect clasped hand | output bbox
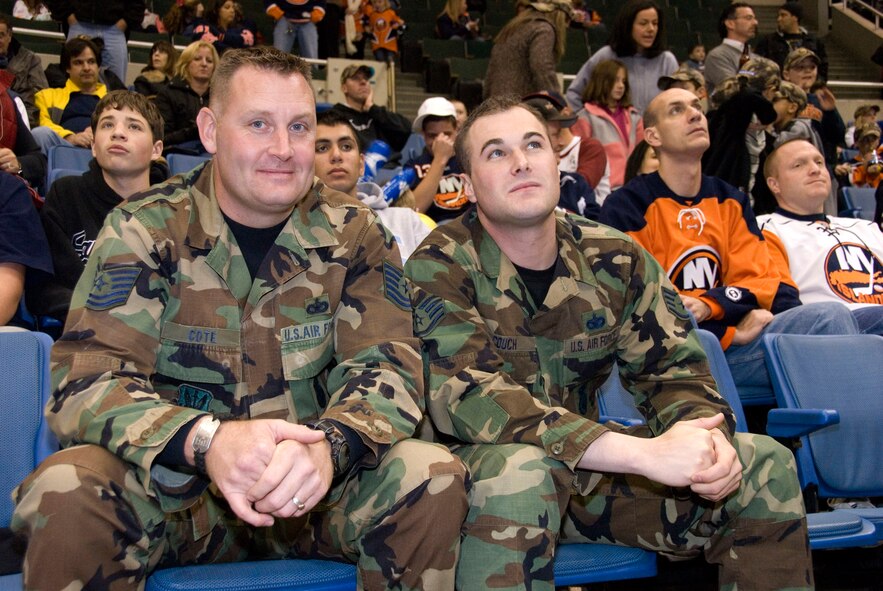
[204,419,333,527]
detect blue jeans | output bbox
[725,302,859,389]
[851,305,883,335]
[31,126,67,156]
[272,19,318,60]
[68,21,128,83]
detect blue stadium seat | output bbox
[762,333,883,542]
[839,186,878,221]
[47,167,83,189]
[46,144,91,174]
[0,330,58,590]
[167,153,211,177]
[146,542,657,590]
[599,329,880,550]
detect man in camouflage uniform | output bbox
[12,47,467,591]
[404,95,813,590]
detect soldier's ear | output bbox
[197,107,219,155]
[461,173,477,204]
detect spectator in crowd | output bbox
[32,37,107,152]
[330,63,411,154]
[191,0,256,54]
[0,14,49,127]
[314,109,431,262]
[576,58,643,190]
[752,79,823,214]
[782,47,844,210]
[484,0,572,98]
[684,42,705,72]
[133,40,178,98]
[405,96,469,222]
[45,0,145,83]
[623,137,658,182]
[265,0,325,61]
[12,0,51,21]
[704,2,759,93]
[524,91,609,204]
[29,91,165,325]
[0,172,52,326]
[703,58,778,195]
[357,0,404,64]
[0,73,46,189]
[835,122,883,189]
[155,40,218,154]
[565,0,677,114]
[405,94,814,591]
[657,65,706,99]
[569,0,604,32]
[12,46,467,590]
[756,1,827,82]
[451,98,468,126]
[845,103,879,148]
[759,139,883,333]
[162,0,204,37]
[601,88,859,392]
[436,0,481,40]
[522,95,601,219]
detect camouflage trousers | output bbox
[454,432,813,591]
[11,439,468,591]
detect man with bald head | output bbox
[602,88,859,393]
[758,139,883,334]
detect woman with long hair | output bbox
[436,0,481,40]
[162,0,205,37]
[154,41,219,154]
[191,0,256,54]
[483,0,572,98]
[565,0,677,113]
[133,40,179,98]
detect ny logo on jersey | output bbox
[825,243,883,304]
[667,246,722,291]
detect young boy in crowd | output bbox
[405,97,468,223]
[29,90,165,324]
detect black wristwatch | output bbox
[306,419,351,479]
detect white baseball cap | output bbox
[412,97,458,132]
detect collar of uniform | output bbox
[722,38,746,52]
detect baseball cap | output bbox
[773,81,807,112]
[784,47,820,71]
[340,64,375,84]
[522,96,577,127]
[856,122,881,142]
[854,104,880,119]
[412,97,458,132]
[658,67,705,91]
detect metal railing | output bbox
[842,0,883,31]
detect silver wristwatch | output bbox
[192,417,221,475]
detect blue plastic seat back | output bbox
[841,186,878,221]
[167,153,211,177]
[0,330,57,526]
[693,329,748,432]
[762,333,883,497]
[47,145,92,173]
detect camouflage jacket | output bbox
[50,162,424,512]
[405,208,734,483]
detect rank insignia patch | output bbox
[383,260,411,311]
[85,266,141,311]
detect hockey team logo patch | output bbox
[667,246,722,291]
[825,243,883,304]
